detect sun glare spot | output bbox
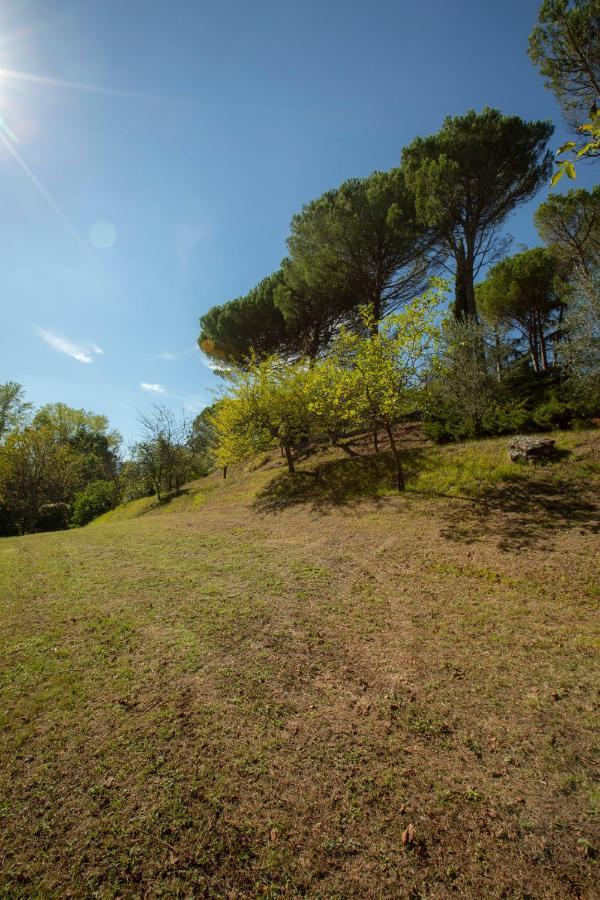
[89,220,117,249]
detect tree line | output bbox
[199,108,555,362]
[199,1,600,484]
[0,389,215,535]
[3,1,598,523]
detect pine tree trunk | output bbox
[453,241,477,320]
[538,310,548,372]
[223,465,227,479]
[464,246,477,319]
[494,327,502,381]
[528,318,540,373]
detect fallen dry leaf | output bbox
[402,823,415,847]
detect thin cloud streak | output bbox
[157,345,200,361]
[38,328,103,364]
[140,383,166,394]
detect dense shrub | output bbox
[37,502,71,532]
[0,505,18,536]
[72,480,117,527]
[423,357,592,443]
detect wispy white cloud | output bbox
[157,345,200,361]
[140,382,166,394]
[38,328,103,364]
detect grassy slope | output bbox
[0,430,599,898]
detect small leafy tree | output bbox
[424,317,503,440]
[306,356,363,449]
[189,405,218,475]
[131,406,195,500]
[210,395,272,476]
[213,357,313,475]
[563,268,600,405]
[327,285,443,491]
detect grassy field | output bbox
[1,430,599,898]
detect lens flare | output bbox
[90,220,117,250]
[0,66,179,104]
[0,113,18,142]
[1,133,88,254]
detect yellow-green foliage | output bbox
[306,356,362,438]
[330,286,443,428]
[211,284,446,476]
[210,395,272,470]
[211,356,313,469]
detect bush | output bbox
[424,359,589,443]
[72,480,117,527]
[37,502,71,532]
[0,504,18,536]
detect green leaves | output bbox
[556,141,577,154]
[402,108,554,316]
[550,114,600,188]
[211,284,447,476]
[535,185,600,270]
[550,158,577,186]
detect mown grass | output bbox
[1,428,598,897]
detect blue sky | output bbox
[0,0,596,444]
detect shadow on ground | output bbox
[437,478,599,552]
[150,487,191,510]
[253,449,599,551]
[253,453,403,513]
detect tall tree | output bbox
[285,168,433,330]
[198,271,291,365]
[402,108,554,319]
[476,247,567,372]
[535,185,600,271]
[0,382,31,442]
[529,0,600,130]
[274,256,352,359]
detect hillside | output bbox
[1,430,599,898]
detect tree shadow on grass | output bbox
[436,478,600,552]
[252,448,599,551]
[142,487,191,514]
[252,452,406,514]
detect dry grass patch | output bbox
[0,430,598,897]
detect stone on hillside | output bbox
[508,435,556,463]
